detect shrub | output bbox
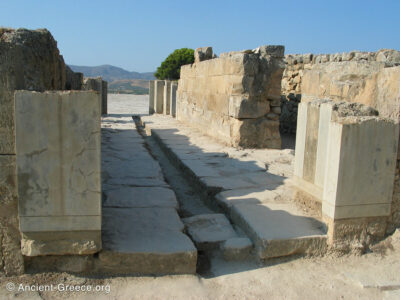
[154,48,194,80]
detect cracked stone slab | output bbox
[182,214,237,250]
[100,207,197,274]
[104,187,178,208]
[231,203,327,259]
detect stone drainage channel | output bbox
[132,117,254,274]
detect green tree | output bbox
[154,48,194,80]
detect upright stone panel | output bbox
[293,99,399,247]
[15,91,102,256]
[323,117,398,219]
[170,82,178,117]
[102,80,108,115]
[83,77,108,115]
[155,80,165,113]
[149,80,155,114]
[163,81,171,115]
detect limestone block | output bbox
[15,91,101,256]
[163,80,171,115]
[194,46,213,63]
[323,116,399,219]
[170,82,178,117]
[230,118,281,149]
[221,237,253,260]
[82,77,104,114]
[182,214,237,250]
[228,96,270,119]
[155,80,165,113]
[149,80,155,114]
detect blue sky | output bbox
[1,0,399,72]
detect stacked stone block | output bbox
[177,45,285,148]
[15,91,102,256]
[293,99,399,247]
[280,49,400,134]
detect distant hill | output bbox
[68,64,155,82]
[69,64,155,94]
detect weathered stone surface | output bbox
[0,28,66,154]
[221,237,253,260]
[0,156,24,275]
[100,207,197,274]
[82,77,108,115]
[21,231,101,256]
[194,46,214,63]
[0,27,67,275]
[177,45,285,148]
[65,66,83,90]
[182,214,237,250]
[231,203,327,259]
[280,49,400,134]
[15,91,102,256]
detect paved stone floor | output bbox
[100,95,196,274]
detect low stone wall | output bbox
[293,99,399,249]
[15,91,102,257]
[280,49,400,134]
[0,28,67,275]
[176,46,285,148]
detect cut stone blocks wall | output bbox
[177,45,285,148]
[280,49,400,134]
[293,99,399,247]
[82,77,108,115]
[15,91,102,256]
[0,27,67,275]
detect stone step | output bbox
[98,207,197,275]
[140,115,327,260]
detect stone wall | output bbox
[280,49,400,133]
[177,46,285,148]
[0,28,67,275]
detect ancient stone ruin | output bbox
[1,26,400,281]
